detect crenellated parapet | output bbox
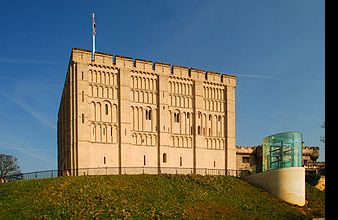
[71,48,236,86]
[236,146,257,155]
[302,146,320,156]
[71,48,114,66]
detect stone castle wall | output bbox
[58,48,237,175]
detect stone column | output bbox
[225,80,236,173]
[118,67,132,174]
[155,63,171,173]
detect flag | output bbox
[92,13,96,36]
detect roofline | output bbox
[70,48,237,77]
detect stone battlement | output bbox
[71,48,236,86]
[236,146,256,154]
[303,146,320,150]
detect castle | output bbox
[58,48,237,175]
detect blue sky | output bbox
[0,0,325,173]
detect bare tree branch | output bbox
[0,154,21,179]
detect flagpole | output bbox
[92,13,96,61]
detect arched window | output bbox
[177,113,180,123]
[145,109,152,120]
[163,153,167,163]
[105,104,108,115]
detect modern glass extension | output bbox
[262,132,303,172]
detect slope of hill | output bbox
[0,174,324,219]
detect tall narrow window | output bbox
[198,126,201,135]
[82,91,84,102]
[180,157,182,167]
[81,114,84,123]
[163,153,167,163]
[104,156,106,165]
[105,104,108,115]
[214,161,216,167]
[177,113,180,123]
[148,110,152,120]
[82,71,84,80]
[145,110,149,120]
[144,155,146,166]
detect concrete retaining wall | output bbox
[244,167,305,206]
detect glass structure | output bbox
[262,132,303,172]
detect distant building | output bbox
[236,144,324,174]
[57,48,237,176]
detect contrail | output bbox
[0,90,56,129]
[0,57,58,65]
[0,145,55,166]
[236,72,324,85]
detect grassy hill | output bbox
[0,174,324,219]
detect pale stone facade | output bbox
[57,48,237,175]
[235,146,258,172]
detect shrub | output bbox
[305,173,321,186]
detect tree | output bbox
[0,154,22,181]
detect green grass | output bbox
[0,174,325,219]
